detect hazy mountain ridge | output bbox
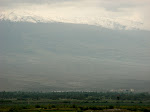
[0,21,150,92]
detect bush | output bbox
[8,107,22,112]
[72,104,76,108]
[143,109,150,112]
[51,105,56,108]
[108,105,114,109]
[35,105,40,108]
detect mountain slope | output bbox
[0,21,150,92]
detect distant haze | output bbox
[0,21,150,92]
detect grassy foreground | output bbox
[0,92,150,112]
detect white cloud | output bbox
[0,0,150,30]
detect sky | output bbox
[0,0,150,30]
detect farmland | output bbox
[0,92,150,112]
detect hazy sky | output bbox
[0,0,150,30]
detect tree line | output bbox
[0,91,150,101]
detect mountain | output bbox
[0,20,150,92]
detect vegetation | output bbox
[0,91,150,112]
[1,91,150,101]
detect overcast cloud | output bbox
[0,0,150,30]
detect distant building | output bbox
[109,89,135,93]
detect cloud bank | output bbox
[0,0,150,30]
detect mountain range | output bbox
[0,19,150,92]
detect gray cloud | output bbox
[0,0,71,7]
[93,0,150,12]
[1,0,150,12]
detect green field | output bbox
[0,92,150,112]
